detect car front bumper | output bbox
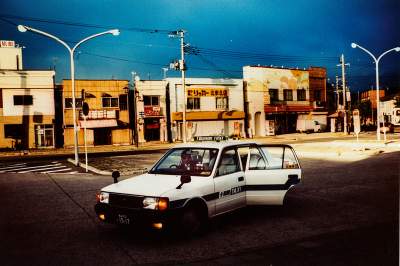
[94,203,181,226]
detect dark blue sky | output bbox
[1,0,399,91]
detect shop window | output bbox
[119,94,128,110]
[143,95,159,106]
[65,98,83,109]
[4,124,23,138]
[102,97,119,108]
[284,89,293,101]
[269,89,279,102]
[297,89,306,101]
[13,95,33,105]
[35,125,54,147]
[216,97,229,110]
[187,97,200,110]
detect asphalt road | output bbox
[0,151,398,265]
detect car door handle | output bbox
[288,174,298,179]
[238,176,244,182]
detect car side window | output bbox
[216,148,240,176]
[248,147,267,170]
[260,146,300,170]
[260,146,284,169]
[283,147,300,169]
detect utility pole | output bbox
[335,75,340,110]
[169,30,187,143]
[179,30,187,143]
[338,54,350,134]
[132,72,139,148]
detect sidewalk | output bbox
[1,132,398,161]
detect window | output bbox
[284,90,293,101]
[119,94,128,110]
[216,97,229,110]
[314,90,322,101]
[269,89,279,101]
[4,124,23,138]
[13,95,33,105]
[216,148,240,176]
[143,95,159,106]
[102,97,118,108]
[260,146,299,169]
[65,98,83,109]
[297,89,306,101]
[187,97,200,110]
[248,147,267,170]
[35,124,54,147]
[149,148,218,176]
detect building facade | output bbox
[0,40,56,149]
[62,79,131,146]
[243,66,327,135]
[135,78,245,142]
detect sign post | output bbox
[353,109,360,142]
[82,102,89,172]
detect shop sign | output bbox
[187,88,228,97]
[194,136,228,141]
[144,106,161,116]
[0,40,15,47]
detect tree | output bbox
[354,100,372,124]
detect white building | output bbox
[0,40,55,149]
[135,78,245,142]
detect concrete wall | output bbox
[0,47,23,70]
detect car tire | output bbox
[179,205,204,237]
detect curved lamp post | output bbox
[18,25,119,165]
[351,42,400,141]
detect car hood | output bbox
[101,173,182,197]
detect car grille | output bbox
[109,193,144,209]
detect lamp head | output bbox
[395,47,400,52]
[17,25,27,33]
[109,29,120,36]
[351,43,357,49]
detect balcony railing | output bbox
[79,109,117,120]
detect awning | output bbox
[79,119,118,128]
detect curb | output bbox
[67,158,112,175]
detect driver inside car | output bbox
[179,150,194,171]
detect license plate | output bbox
[117,214,130,225]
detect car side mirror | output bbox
[112,171,120,183]
[176,174,191,189]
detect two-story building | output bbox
[0,40,56,149]
[62,79,131,146]
[135,78,245,142]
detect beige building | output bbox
[0,40,56,149]
[135,78,245,142]
[62,79,131,146]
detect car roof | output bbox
[173,140,260,150]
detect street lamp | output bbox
[18,25,119,165]
[351,42,400,141]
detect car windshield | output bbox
[149,148,219,176]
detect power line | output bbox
[0,13,173,34]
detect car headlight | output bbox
[143,197,169,211]
[96,192,109,204]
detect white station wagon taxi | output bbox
[95,141,301,234]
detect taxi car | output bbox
[95,141,301,234]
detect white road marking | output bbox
[19,165,66,173]
[0,163,62,173]
[0,163,27,170]
[41,168,72,173]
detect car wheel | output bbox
[180,205,203,236]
